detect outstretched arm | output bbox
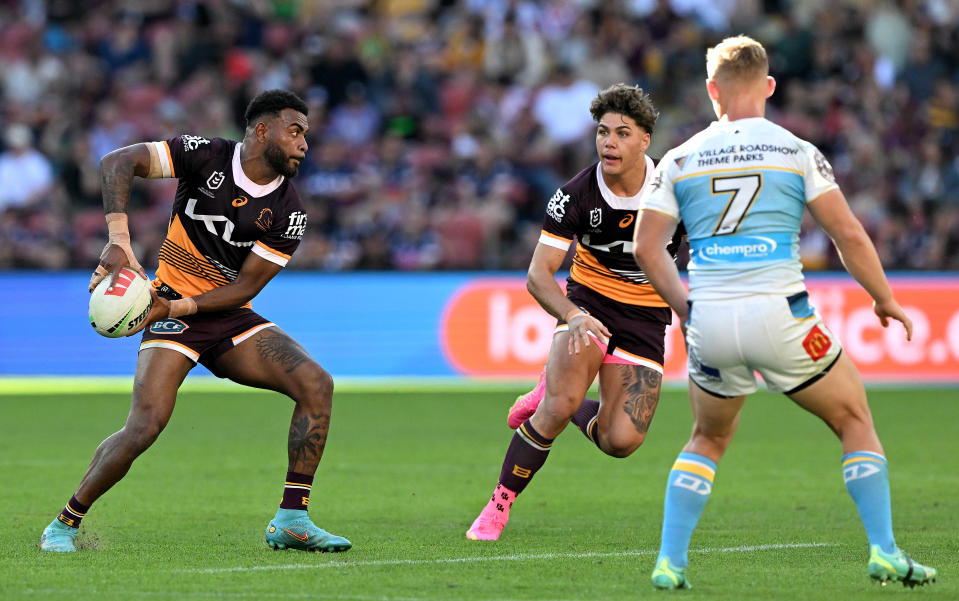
[632,209,687,323]
[806,188,912,339]
[526,242,610,355]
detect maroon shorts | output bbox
[564,281,672,371]
[139,283,274,376]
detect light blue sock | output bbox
[843,451,896,553]
[657,452,717,569]
[274,508,308,522]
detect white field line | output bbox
[189,542,836,574]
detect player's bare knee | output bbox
[599,432,646,458]
[291,361,333,408]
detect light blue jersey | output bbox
[640,117,838,300]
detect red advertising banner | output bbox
[440,276,959,382]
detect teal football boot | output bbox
[39,519,78,552]
[265,509,351,553]
[868,545,937,587]
[651,557,692,590]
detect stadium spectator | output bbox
[0,123,54,210]
[0,0,956,272]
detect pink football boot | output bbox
[507,368,546,429]
[466,484,516,541]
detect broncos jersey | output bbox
[640,117,838,301]
[538,157,684,307]
[146,135,307,299]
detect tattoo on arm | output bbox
[101,165,134,214]
[621,366,662,434]
[256,333,308,373]
[289,411,330,465]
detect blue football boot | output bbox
[40,519,78,552]
[265,509,351,553]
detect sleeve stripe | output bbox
[252,242,290,266]
[538,230,572,251]
[150,141,174,178]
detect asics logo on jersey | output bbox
[546,189,570,222]
[619,214,635,228]
[184,198,253,247]
[232,195,249,207]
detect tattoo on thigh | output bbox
[256,334,308,373]
[621,366,662,434]
[289,411,330,464]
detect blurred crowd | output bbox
[0,0,957,272]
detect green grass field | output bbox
[1,380,956,600]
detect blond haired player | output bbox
[634,36,936,589]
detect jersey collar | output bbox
[233,143,284,197]
[595,154,655,210]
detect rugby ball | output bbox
[89,268,154,338]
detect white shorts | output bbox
[686,291,842,397]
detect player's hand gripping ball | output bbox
[89,267,154,338]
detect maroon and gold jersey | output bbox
[147,135,306,299]
[539,158,683,307]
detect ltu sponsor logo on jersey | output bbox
[546,189,570,222]
[150,319,189,334]
[589,208,602,227]
[255,208,273,231]
[206,171,225,189]
[181,135,210,151]
[283,211,307,239]
[699,236,776,262]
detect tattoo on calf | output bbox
[256,334,308,373]
[621,366,662,434]
[289,411,330,465]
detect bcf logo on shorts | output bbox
[150,319,189,334]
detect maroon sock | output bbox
[570,399,600,447]
[56,495,89,529]
[498,419,554,494]
[279,471,313,510]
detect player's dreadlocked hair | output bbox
[244,89,309,127]
[589,83,659,135]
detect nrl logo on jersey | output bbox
[589,208,602,227]
[206,171,225,189]
[283,211,307,239]
[181,135,210,152]
[546,189,570,222]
